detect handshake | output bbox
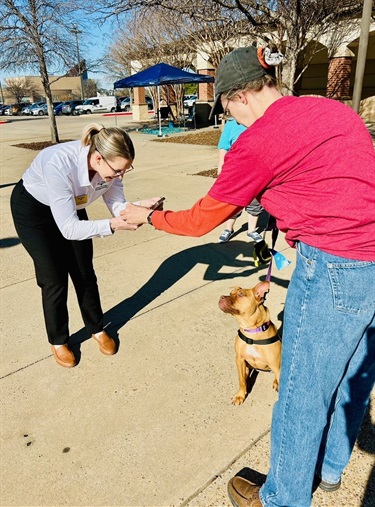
[110,197,165,232]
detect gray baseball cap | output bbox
[209,46,269,119]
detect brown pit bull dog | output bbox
[219,281,281,405]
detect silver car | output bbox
[32,104,48,116]
[23,102,46,115]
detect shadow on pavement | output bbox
[104,241,288,335]
[359,401,375,507]
[69,240,289,348]
[0,237,21,248]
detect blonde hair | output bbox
[81,123,135,162]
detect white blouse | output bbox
[22,140,128,240]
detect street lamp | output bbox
[72,23,84,100]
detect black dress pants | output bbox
[10,180,103,345]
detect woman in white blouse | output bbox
[11,123,160,368]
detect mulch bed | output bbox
[154,129,221,147]
[12,129,221,151]
[11,130,220,178]
[13,140,74,151]
[194,168,218,178]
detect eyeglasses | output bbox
[223,99,232,120]
[96,149,134,178]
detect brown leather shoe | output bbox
[92,331,117,355]
[51,345,77,368]
[227,476,263,507]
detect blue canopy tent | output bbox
[113,62,214,136]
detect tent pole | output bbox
[157,85,162,137]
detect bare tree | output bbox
[0,0,88,142]
[4,76,42,103]
[105,9,195,78]
[105,9,198,113]
[105,5,254,113]
[94,0,364,94]
[83,79,100,98]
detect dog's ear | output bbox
[253,281,270,301]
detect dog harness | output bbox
[238,328,281,346]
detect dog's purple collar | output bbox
[238,328,281,346]
[244,321,271,333]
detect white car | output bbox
[183,95,197,108]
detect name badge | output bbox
[75,194,88,205]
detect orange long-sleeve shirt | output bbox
[151,194,242,236]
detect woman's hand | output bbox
[136,197,163,209]
[110,216,139,231]
[121,203,151,225]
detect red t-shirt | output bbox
[152,96,375,261]
[209,96,375,260]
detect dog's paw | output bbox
[273,379,279,392]
[232,392,246,405]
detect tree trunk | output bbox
[281,52,298,96]
[39,59,60,143]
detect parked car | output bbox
[0,104,8,115]
[183,95,197,108]
[3,105,11,115]
[120,96,153,112]
[32,103,48,116]
[32,102,62,116]
[5,104,17,115]
[54,101,70,116]
[21,104,31,115]
[61,100,83,115]
[115,96,127,112]
[75,96,116,115]
[22,102,46,115]
[120,97,131,112]
[11,103,31,115]
[145,96,154,110]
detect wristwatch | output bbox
[147,210,155,225]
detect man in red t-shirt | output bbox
[122,46,375,507]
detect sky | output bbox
[0,18,118,93]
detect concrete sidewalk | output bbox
[1,115,374,506]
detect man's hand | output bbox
[121,203,151,225]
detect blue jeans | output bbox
[260,242,375,507]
